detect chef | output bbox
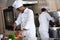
[39,7,54,40]
[12,0,37,40]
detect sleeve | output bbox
[23,10,34,29]
[46,13,55,22]
[15,13,22,26]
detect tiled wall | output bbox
[46,0,57,11]
[32,0,59,14]
[32,0,47,14]
[56,0,60,10]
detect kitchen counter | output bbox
[49,27,60,30]
[49,27,60,38]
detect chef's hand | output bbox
[15,31,25,38]
[12,22,17,30]
[19,30,26,38]
[19,34,25,38]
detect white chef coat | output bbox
[39,12,54,40]
[15,8,37,40]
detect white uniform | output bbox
[15,8,37,40]
[39,12,54,40]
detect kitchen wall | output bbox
[0,6,5,33]
[32,0,60,14]
[32,0,47,14]
[0,0,7,33]
[6,0,15,7]
[1,0,60,14]
[0,8,4,33]
[56,0,60,11]
[46,0,57,11]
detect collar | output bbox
[42,12,48,13]
[24,8,28,13]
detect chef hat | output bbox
[12,0,23,9]
[41,6,49,10]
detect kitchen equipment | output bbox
[49,11,60,39]
[49,27,60,40]
[3,6,14,30]
[49,27,59,38]
[0,34,3,40]
[49,11,60,27]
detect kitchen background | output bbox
[0,0,60,40]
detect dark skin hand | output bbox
[12,22,26,38]
[12,22,16,30]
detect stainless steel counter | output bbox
[49,27,60,38]
[50,27,60,30]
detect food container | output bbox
[0,34,3,40]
